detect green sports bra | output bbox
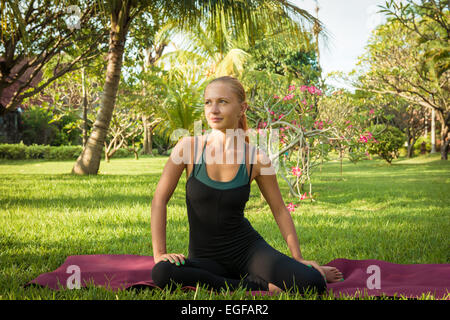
[189,133,255,190]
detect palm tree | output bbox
[159,63,206,134]
[66,0,327,174]
[2,0,328,173]
[159,22,251,79]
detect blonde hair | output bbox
[205,76,250,143]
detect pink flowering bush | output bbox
[252,83,331,203]
[286,202,296,213]
[291,166,302,177]
[251,83,380,203]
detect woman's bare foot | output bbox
[321,266,344,283]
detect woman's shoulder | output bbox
[245,142,272,169]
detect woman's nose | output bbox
[210,103,220,112]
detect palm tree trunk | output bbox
[72,3,132,175]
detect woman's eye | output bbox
[204,100,226,105]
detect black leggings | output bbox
[151,239,327,294]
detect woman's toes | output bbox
[321,266,344,283]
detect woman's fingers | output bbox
[299,259,326,279]
[173,254,185,265]
[310,261,326,278]
[163,253,186,266]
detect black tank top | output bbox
[185,133,263,262]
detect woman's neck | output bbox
[206,128,246,163]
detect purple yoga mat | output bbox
[25,255,449,299]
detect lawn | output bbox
[0,153,449,300]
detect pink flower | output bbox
[300,85,308,92]
[287,202,296,213]
[359,135,368,143]
[288,85,296,91]
[369,109,374,114]
[291,166,302,177]
[283,94,294,101]
[314,121,323,130]
[300,192,307,200]
[302,99,307,105]
[273,95,279,99]
[308,86,322,95]
[278,113,285,119]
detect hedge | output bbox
[0,142,134,160]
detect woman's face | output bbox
[204,81,247,132]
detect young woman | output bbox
[151,76,342,294]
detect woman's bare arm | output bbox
[151,136,192,264]
[254,149,303,260]
[254,148,325,277]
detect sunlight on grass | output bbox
[0,153,449,300]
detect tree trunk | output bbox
[435,109,449,160]
[104,141,110,163]
[407,138,415,158]
[72,6,131,175]
[148,126,153,155]
[406,127,414,158]
[142,114,152,155]
[81,67,88,148]
[440,122,449,160]
[431,108,436,153]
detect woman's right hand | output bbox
[154,253,186,266]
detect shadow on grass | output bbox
[0,173,190,210]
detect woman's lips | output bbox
[211,118,222,122]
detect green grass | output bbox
[0,153,449,300]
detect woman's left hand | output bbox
[296,258,326,279]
